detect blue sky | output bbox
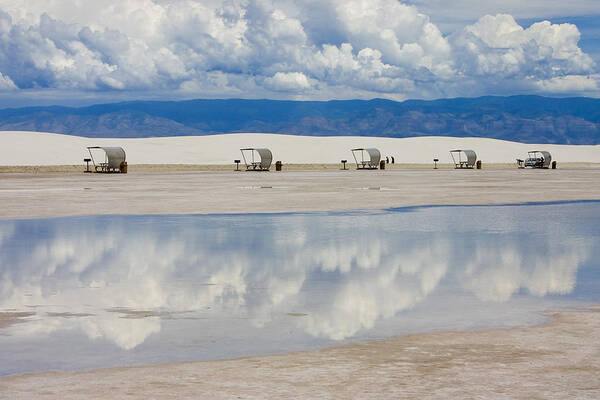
[0,0,598,107]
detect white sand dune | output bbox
[0,130,599,165]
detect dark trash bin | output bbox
[379,160,385,170]
[552,161,557,169]
[84,158,92,173]
[275,161,282,171]
[476,160,482,169]
[120,161,128,173]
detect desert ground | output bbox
[0,165,599,219]
[0,166,599,398]
[1,307,598,399]
[1,132,599,397]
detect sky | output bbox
[0,0,598,107]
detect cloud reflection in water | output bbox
[0,204,597,358]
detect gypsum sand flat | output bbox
[1,162,600,173]
[1,168,599,397]
[1,167,600,219]
[0,307,598,399]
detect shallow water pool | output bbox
[1,201,599,375]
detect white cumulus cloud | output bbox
[0,0,596,100]
[535,74,599,93]
[0,71,15,90]
[263,71,312,92]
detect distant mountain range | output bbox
[0,96,599,144]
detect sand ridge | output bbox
[1,131,599,166]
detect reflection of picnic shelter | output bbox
[450,149,477,169]
[240,148,272,171]
[87,147,126,173]
[351,148,381,169]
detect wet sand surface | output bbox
[1,308,598,399]
[1,165,600,219]
[1,166,599,397]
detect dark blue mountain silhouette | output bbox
[0,96,598,144]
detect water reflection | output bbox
[0,202,599,374]
[461,239,586,302]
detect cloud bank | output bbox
[0,0,597,101]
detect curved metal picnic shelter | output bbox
[351,148,381,169]
[240,148,272,171]
[450,149,477,169]
[87,146,126,173]
[524,151,552,168]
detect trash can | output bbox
[552,161,557,169]
[275,161,282,171]
[120,161,128,173]
[379,160,385,170]
[84,158,92,173]
[476,160,482,169]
